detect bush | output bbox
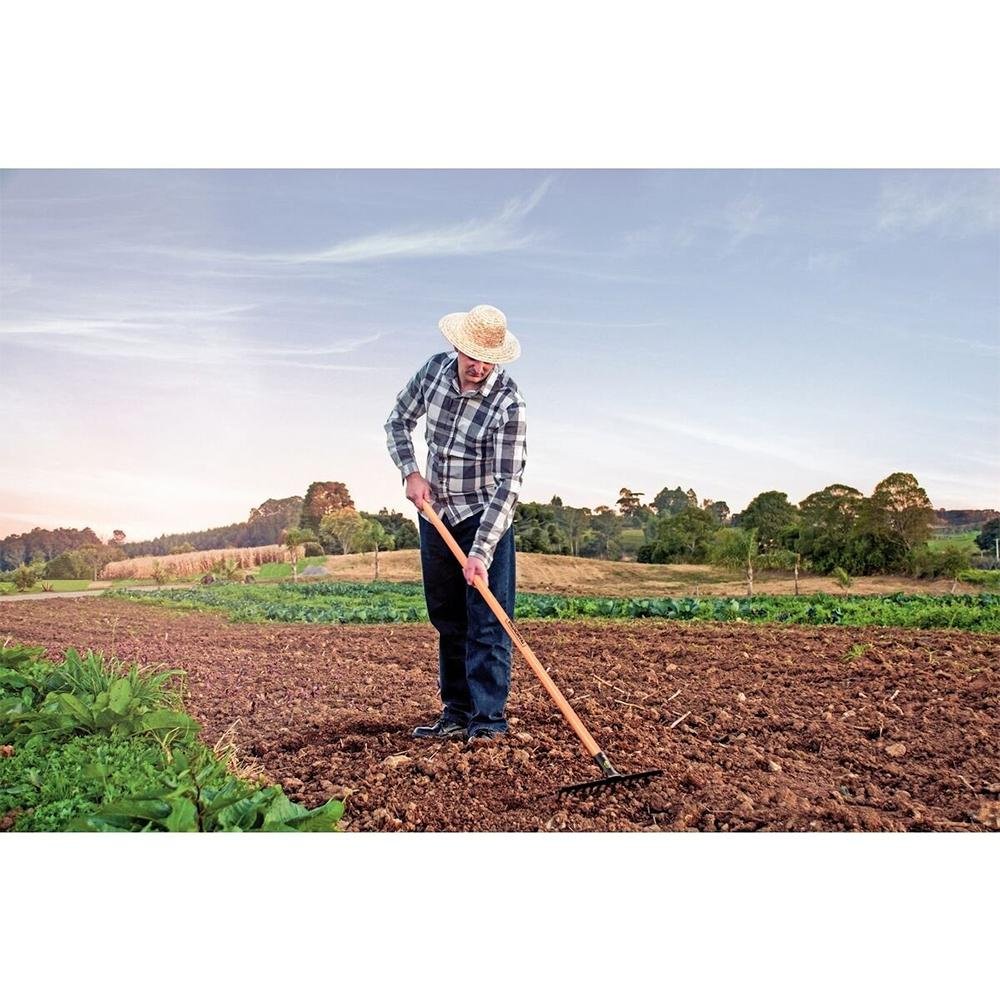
[12,565,38,592]
[910,544,973,580]
[303,542,325,557]
[45,551,87,580]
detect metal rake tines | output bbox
[558,768,663,797]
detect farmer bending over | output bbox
[385,304,527,746]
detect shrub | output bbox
[12,565,38,592]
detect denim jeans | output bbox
[418,510,516,734]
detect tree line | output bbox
[4,473,997,583]
[512,475,1000,582]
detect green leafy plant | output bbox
[0,644,345,832]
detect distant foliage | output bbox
[0,526,102,571]
[299,482,354,534]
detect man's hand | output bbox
[405,472,432,509]
[463,555,488,587]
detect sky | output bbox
[1,168,998,543]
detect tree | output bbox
[44,550,88,580]
[75,544,121,582]
[868,472,935,550]
[353,517,396,580]
[651,486,694,517]
[299,481,355,533]
[709,527,759,596]
[110,529,126,547]
[552,504,591,557]
[798,484,864,573]
[702,499,731,525]
[616,488,645,517]
[738,491,799,553]
[283,528,318,583]
[644,506,717,564]
[975,518,1000,555]
[582,506,622,560]
[372,508,420,550]
[319,508,366,555]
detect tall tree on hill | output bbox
[702,499,731,525]
[616,488,645,517]
[299,482,354,533]
[652,485,694,516]
[867,472,935,550]
[738,491,799,553]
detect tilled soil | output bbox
[1,598,997,832]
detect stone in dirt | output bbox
[885,742,907,758]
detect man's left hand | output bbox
[464,556,488,587]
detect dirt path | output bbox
[1,597,996,832]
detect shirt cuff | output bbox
[469,544,493,571]
[399,461,421,483]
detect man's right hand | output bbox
[405,472,433,509]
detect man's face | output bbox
[457,350,494,387]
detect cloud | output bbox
[0,310,383,368]
[120,177,555,267]
[668,193,775,253]
[876,173,1000,236]
[615,411,854,478]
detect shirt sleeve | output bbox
[469,399,527,570]
[384,361,429,483]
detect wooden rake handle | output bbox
[419,501,602,759]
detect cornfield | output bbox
[100,545,287,580]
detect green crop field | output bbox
[255,556,329,580]
[928,531,980,554]
[106,581,1000,631]
[0,643,344,832]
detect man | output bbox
[384,304,527,746]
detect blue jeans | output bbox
[418,510,516,735]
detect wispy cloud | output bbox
[120,177,555,267]
[669,193,776,253]
[616,411,856,479]
[876,173,1000,236]
[0,311,382,368]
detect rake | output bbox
[421,502,662,796]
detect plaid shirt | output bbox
[385,351,527,570]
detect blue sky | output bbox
[1,168,997,542]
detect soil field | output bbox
[1,597,997,832]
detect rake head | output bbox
[558,752,663,797]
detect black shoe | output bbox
[412,719,466,740]
[465,728,503,746]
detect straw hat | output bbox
[438,304,521,364]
